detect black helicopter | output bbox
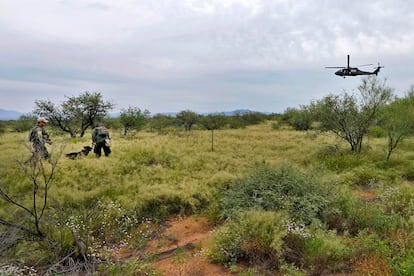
[326,55,383,78]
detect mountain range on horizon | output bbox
[0,108,271,121]
[0,109,25,120]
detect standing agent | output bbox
[29,117,53,160]
[92,123,111,157]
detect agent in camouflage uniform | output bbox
[29,117,53,159]
[92,123,111,157]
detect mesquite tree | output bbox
[310,77,392,152]
[199,113,227,152]
[34,91,114,138]
[119,106,149,136]
[379,88,414,161]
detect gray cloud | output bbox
[1,0,414,113]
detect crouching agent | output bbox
[29,117,53,160]
[92,123,111,157]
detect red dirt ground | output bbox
[141,216,233,275]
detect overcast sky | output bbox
[1,0,414,114]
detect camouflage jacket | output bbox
[29,125,51,144]
[92,126,110,143]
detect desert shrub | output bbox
[322,184,403,236]
[218,164,330,224]
[354,231,392,257]
[302,228,353,274]
[380,185,414,220]
[3,200,159,274]
[328,200,401,236]
[282,221,309,266]
[343,165,387,187]
[369,125,387,138]
[270,120,280,130]
[352,253,393,275]
[321,186,357,234]
[282,220,353,274]
[351,231,393,274]
[207,210,288,267]
[30,199,153,272]
[351,204,402,236]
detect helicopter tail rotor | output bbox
[374,63,384,75]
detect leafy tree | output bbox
[379,87,414,161]
[227,111,267,129]
[13,114,37,132]
[227,113,247,129]
[119,106,150,136]
[240,112,267,125]
[199,113,227,151]
[176,110,198,132]
[148,114,176,133]
[311,77,392,152]
[34,92,114,138]
[283,106,313,131]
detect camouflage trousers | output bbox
[94,141,111,157]
[32,142,49,160]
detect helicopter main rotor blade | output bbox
[325,66,345,68]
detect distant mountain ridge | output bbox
[0,109,23,120]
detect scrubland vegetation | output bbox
[1,120,414,275]
[1,78,414,275]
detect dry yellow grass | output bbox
[0,121,407,213]
[0,122,339,211]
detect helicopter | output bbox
[326,55,383,78]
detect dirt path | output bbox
[144,216,233,276]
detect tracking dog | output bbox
[66,146,93,159]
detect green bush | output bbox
[302,228,353,274]
[207,210,288,266]
[343,165,386,187]
[353,231,392,260]
[351,204,402,236]
[219,164,330,224]
[369,125,387,138]
[270,121,280,130]
[380,185,414,220]
[316,146,364,172]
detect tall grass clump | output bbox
[301,228,353,274]
[316,145,365,172]
[207,210,288,267]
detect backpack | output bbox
[97,126,109,136]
